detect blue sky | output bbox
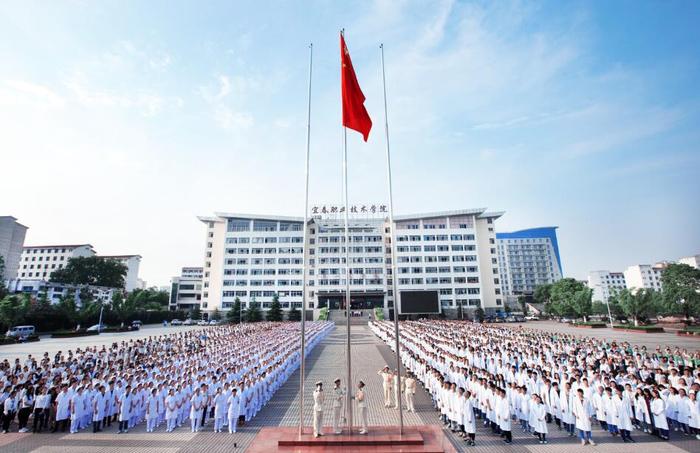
[1,0,698,286]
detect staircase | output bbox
[327,308,371,325]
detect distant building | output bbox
[6,279,118,305]
[0,216,28,282]
[587,270,627,303]
[679,254,700,269]
[496,227,563,296]
[199,208,504,318]
[98,255,142,291]
[169,267,203,312]
[623,263,665,292]
[17,244,95,280]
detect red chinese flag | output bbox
[340,33,372,141]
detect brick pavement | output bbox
[1,323,698,453]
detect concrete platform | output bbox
[248,425,456,452]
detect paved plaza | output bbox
[0,322,699,452]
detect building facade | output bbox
[623,264,665,292]
[496,227,563,296]
[199,208,504,318]
[17,244,95,280]
[0,216,28,282]
[679,254,700,269]
[169,267,203,312]
[6,279,118,305]
[587,270,626,303]
[98,255,142,291]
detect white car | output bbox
[208,320,219,325]
[170,319,183,326]
[86,324,106,332]
[197,320,208,326]
[183,319,195,326]
[525,315,540,321]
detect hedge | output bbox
[50,330,100,338]
[573,322,607,328]
[613,325,665,333]
[0,335,41,345]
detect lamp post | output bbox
[98,303,104,333]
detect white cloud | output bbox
[1,80,65,108]
[214,106,254,130]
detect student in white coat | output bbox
[213,387,227,433]
[69,387,84,434]
[614,386,635,443]
[461,389,476,446]
[92,386,106,433]
[331,378,345,434]
[190,387,204,433]
[313,381,324,438]
[378,366,392,408]
[529,394,548,444]
[686,391,700,440]
[165,389,178,432]
[496,388,512,444]
[404,373,417,413]
[651,389,669,440]
[118,386,132,434]
[227,388,241,433]
[572,388,596,446]
[146,389,159,433]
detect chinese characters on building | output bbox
[311,204,388,216]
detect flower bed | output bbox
[677,326,700,337]
[0,335,41,345]
[612,325,664,333]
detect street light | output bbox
[98,302,104,333]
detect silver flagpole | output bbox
[380,43,404,435]
[342,125,353,433]
[298,42,313,438]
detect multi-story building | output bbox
[624,264,665,292]
[0,216,28,282]
[679,254,700,269]
[6,279,118,305]
[98,254,142,291]
[169,267,203,312]
[17,244,95,280]
[198,208,504,319]
[587,270,626,303]
[496,227,563,296]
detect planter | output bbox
[574,323,606,329]
[677,331,700,338]
[613,326,665,333]
[50,330,99,338]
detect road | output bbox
[508,320,700,350]
[0,324,204,361]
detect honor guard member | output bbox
[357,381,369,434]
[332,378,345,434]
[378,365,393,408]
[313,381,324,438]
[404,372,417,413]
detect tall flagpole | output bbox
[380,43,404,435]
[342,126,354,433]
[298,42,313,438]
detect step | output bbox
[278,431,424,447]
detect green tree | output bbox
[227,297,242,324]
[125,288,169,311]
[266,294,283,321]
[287,304,301,321]
[211,308,222,321]
[50,256,128,288]
[518,295,529,315]
[570,288,593,321]
[533,284,552,306]
[661,263,700,319]
[618,288,660,326]
[244,298,262,322]
[0,295,23,332]
[473,306,485,322]
[110,292,135,324]
[191,306,202,321]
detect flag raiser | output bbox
[340,32,372,141]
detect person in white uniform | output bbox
[313,381,324,438]
[331,378,345,434]
[378,366,392,408]
[227,388,241,433]
[404,373,416,413]
[356,380,369,435]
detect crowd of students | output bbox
[370,319,700,446]
[0,321,332,435]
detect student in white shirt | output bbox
[33,387,51,433]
